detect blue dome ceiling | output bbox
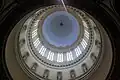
[42,11,80,47]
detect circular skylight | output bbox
[42,11,80,47]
